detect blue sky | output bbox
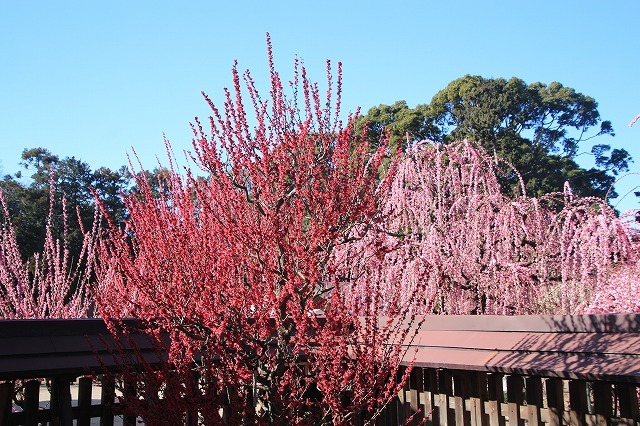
[1,1,639,211]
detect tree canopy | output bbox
[93,45,417,424]
[357,75,631,199]
[0,148,130,260]
[339,141,637,316]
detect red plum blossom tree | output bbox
[95,37,420,425]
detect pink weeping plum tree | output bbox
[0,182,98,319]
[584,112,640,314]
[583,260,640,314]
[334,140,638,315]
[94,37,421,425]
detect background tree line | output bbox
[0,147,170,263]
[1,74,632,264]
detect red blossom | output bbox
[95,36,416,425]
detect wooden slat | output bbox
[51,376,74,426]
[428,368,441,425]
[397,366,409,424]
[0,381,13,425]
[0,349,167,380]
[0,318,168,382]
[100,375,116,426]
[383,395,399,426]
[423,368,437,423]
[77,376,93,426]
[505,375,523,426]
[468,371,487,426]
[24,379,40,426]
[409,366,424,422]
[486,373,505,426]
[123,378,137,426]
[0,334,160,357]
[525,376,542,425]
[453,373,471,426]
[568,380,587,426]
[545,378,564,426]
[591,381,612,426]
[616,383,640,421]
[388,395,400,426]
[438,370,455,426]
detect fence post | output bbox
[568,380,587,426]
[185,369,200,426]
[487,373,505,426]
[408,367,424,423]
[453,372,471,426]
[24,379,40,426]
[469,372,488,426]
[0,381,13,425]
[100,375,116,426]
[51,376,74,426]
[438,370,455,426]
[505,375,523,426]
[425,368,439,425]
[591,381,612,425]
[545,378,564,426]
[123,377,137,426]
[616,383,640,422]
[525,376,542,426]
[77,376,94,426]
[397,366,409,424]
[383,394,400,426]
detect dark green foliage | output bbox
[0,175,49,258]
[354,101,436,154]
[128,167,172,199]
[357,76,631,199]
[0,148,131,261]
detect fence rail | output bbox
[1,314,639,425]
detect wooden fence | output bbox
[0,314,639,425]
[384,314,640,425]
[0,318,159,426]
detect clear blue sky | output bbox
[1,1,639,211]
